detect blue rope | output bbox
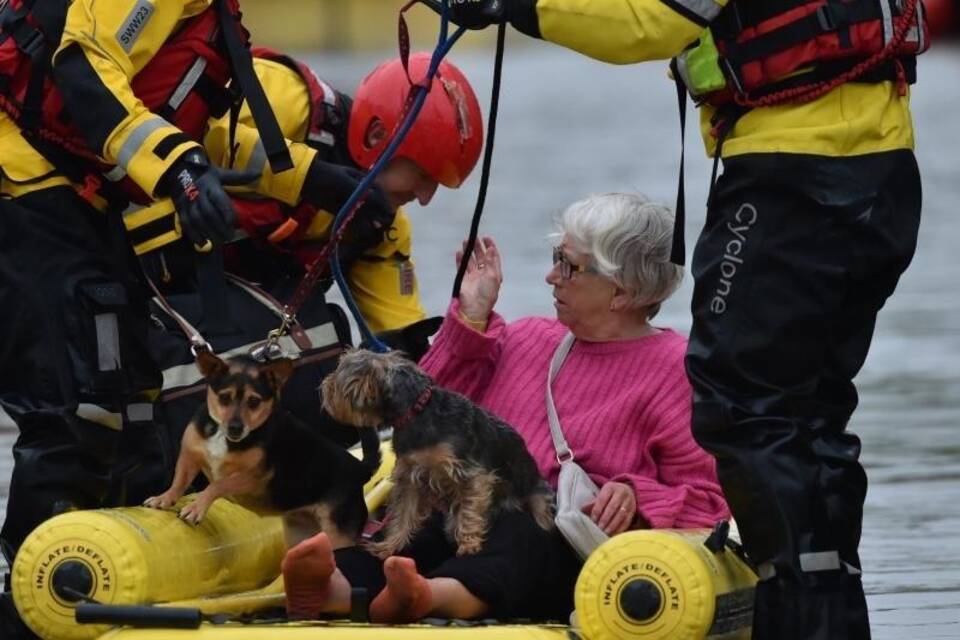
[329,0,465,353]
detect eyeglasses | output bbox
[552,245,597,280]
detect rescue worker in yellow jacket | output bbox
[452,0,927,637]
[0,0,397,589]
[201,50,484,335]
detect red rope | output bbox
[281,195,368,317]
[280,87,421,322]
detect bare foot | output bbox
[282,532,337,619]
[369,556,432,624]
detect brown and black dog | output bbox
[144,350,381,548]
[322,349,554,559]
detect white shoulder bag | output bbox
[548,333,610,560]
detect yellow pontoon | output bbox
[11,443,756,640]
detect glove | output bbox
[448,0,541,37]
[159,149,259,247]
[362,316,443,362]
[300,157,396,256]
[448,0,507,29]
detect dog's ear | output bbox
[263,358,295,392]
[382,357,432,419]
[195,349,228,381]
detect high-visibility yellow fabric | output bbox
[204,58,318,207]
[202,122,316,207]
[296,206,426,333]
[248,58,313,144]
[346,209,427,333]
[0,112,70,198]
[54,0,209,197]
[534,0,914,158]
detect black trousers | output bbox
[0,187,162,561]
[336,510,581,621]
[687,150,922,640]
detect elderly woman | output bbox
[281,192,729,623]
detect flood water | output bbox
[2,38,959,638]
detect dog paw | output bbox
[178,501,209,525]
[455,537,483,556]
[143,492,180,510]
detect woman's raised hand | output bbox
[456,236,502,325]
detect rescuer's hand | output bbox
[448,0,540,37]
[300,157,395,253]
[448,0,507,29]
[160,150,258,246]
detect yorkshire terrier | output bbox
[321,349,554,558]
[144,350,381,549]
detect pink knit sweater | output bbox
[420,301,730,529]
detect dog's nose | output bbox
[227,422,244,440]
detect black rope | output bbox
[669,73,687,266]
[451,22,506,298]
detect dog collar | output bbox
[392,385,434,430]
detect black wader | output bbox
[687,150,922,639]
[0,187,162,561]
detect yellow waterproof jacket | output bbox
[530,0,914,158]
[1,0,311,206]
[207,58,427,333]
[3,0,215,200]
[51,0,211,198]
[0,0,424,333]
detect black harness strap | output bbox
[670,68,687,266]
[216,0,293,174]
[195,248,233,336]
[669,67,746,267]
[5,0,67,131]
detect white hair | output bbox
[556,193,683,318]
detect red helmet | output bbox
[348,53,483,189]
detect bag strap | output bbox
[546,332,576,463]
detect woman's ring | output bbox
[477,263,486,270]
[619,507,627,512]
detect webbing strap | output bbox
[11,0,67,131]
[670,71,687,266]
[216,0,292,174]
[195,248,232,336]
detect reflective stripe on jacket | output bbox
[52,0,225,198]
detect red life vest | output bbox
[0,0,242,203]
[231,198,324,268]
[708,0,929,106]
